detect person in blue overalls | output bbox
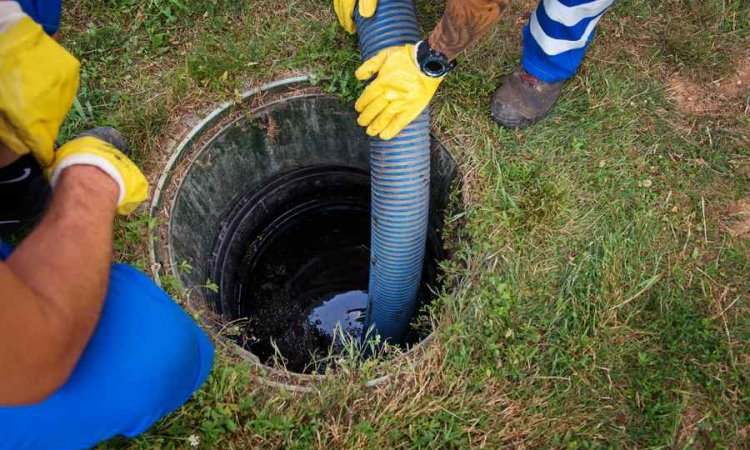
[334,0,616,138]
[0,2,214,449]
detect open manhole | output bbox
[149,76,458,384]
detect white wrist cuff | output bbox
[413,40,423,70]
[49,155,125,206]
[0,2,26,33]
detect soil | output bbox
[674,407,702,449]
[667,53,750,115]
[722,197,750,238]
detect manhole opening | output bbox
[211,165,445,373]
[156,78,458,377]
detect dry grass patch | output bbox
[721,197,750,238]
[667,53,750,116]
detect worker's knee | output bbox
[0,264,214,450]
[94,263,215,435]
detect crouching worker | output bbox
[0,3,214,449]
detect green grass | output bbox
[55,0,750,448]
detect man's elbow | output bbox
[0,310,88,406]
[1,355,76,406]
[5,371,70,406]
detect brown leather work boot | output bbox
[490,67,564,129]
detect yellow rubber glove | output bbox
[355,44,443,140]
[46,137,149,215]
[334,0,378,34]
[0,17,81,167]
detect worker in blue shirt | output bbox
[0,2,214,449]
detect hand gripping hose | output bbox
[356,0,430,344]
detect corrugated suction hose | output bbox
[356,0,430,344]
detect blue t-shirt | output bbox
[17,0,62,35]
[0,241,10,260]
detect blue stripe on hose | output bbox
[356,0,431,344]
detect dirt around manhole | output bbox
[667,54,750,115]
[674,407,703,449]
[721,197,750,238]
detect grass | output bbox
[54,0,750,448]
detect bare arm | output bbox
[0,162,118,405]
[0,146,20,167]
[428,0,511,60]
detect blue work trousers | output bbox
[522,0,617,82]
[0,244,214,450]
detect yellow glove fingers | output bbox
[357,97,389,127]
[380,109,423,141]
[343,0,357,34]
[333,0,343,24]
[366,103,402,137]
[360,0,378,17]
[355,85,384,113]
[333,0,356,34]
[355,50,389,81]
[353,44,444,140]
